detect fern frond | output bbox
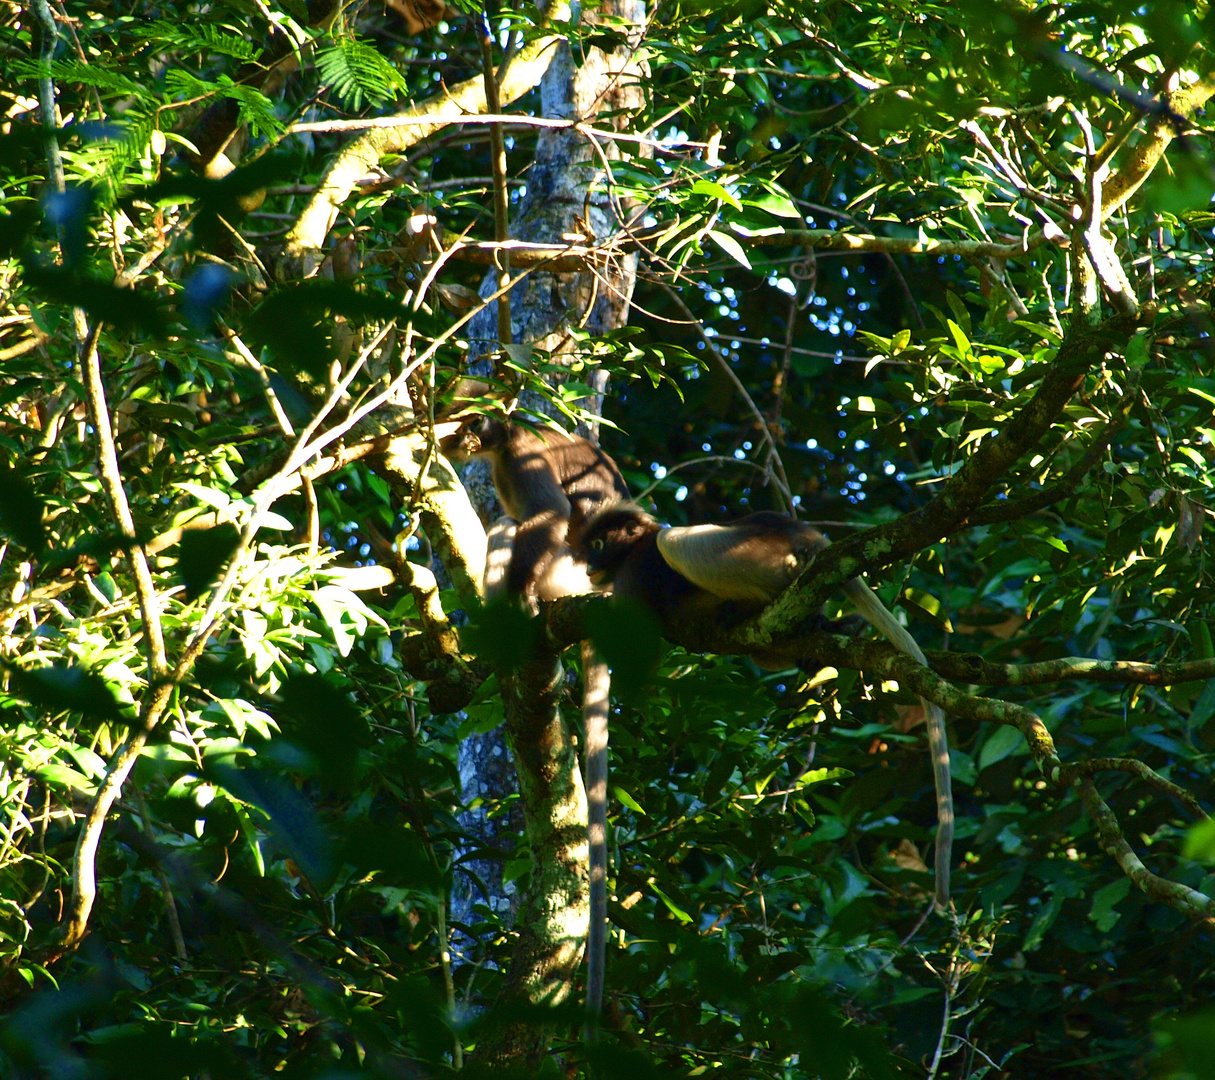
[10,60,145,98]
[163,69,212,99]
[315,39,408,111]
[60,111,156,192]
[163,71,282,137]
[130,21,261,62]
[218,80,284,139]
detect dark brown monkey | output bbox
[440,414,626,1016]
[572,503,954,911]
[441,416,629,600]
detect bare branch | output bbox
[1075,779,1215,920]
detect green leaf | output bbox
[946,318,972,355]
[274,673,370,792]
[130,21,261,61]
[208,762,335,888]
[797,767,852,788]
[1183,818,1215,862]
[707,228,752,269]
[586,597,662,698]
[1022,891,1064,952]
[30,763,95,794]
[613,786,646,814]
[649,882,692,923]
[1188,679,1215,732]
[316,39,407,110]
[1088,877,1130,932]
[175,482,232,510]
[1154,1009,1215,1079]
[978,725,1024,771]
[900,588,952,631]
[311,585,387,658]
[462,599,541,671]
[1127,332,1150,369]
[690,179,743,210]
[744,190,800,219]
[8,663,128,722]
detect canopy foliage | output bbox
[1,0,1214,1076]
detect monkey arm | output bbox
[483,518,517,601]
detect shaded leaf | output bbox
[0,469,46,552]
[177,523,241,601]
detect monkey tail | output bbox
[582,642,611,1029]
[843,578,954,911]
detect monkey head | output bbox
[571,502,660,589]
[437,415,509,462]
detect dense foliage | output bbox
[1,0,1214,1076]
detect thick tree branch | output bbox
[283,34,563,264]
[927,652,1215,688]
[759,312,1143,639]
[481,642,589,1066]
[1101,75,1215,220]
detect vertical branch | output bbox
[436,898,464,1069]
[1070,110,1103,329]
[1070,111,1139,317]
[80,329,168,677]
[769,258,811,435]
[31,0,65,193]
[65,323,173,950]
[479,15,513,346]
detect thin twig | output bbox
[220,324,296,437]
[478,17,513,347]
[135,788,188,963]
[657,283,794,511]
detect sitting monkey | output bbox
[571,502,954,910]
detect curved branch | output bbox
[1101,75,1215,220]
[284,34,563,262]
[927,652,1215,688]
[1075,779,1215,920]
[1060,758,1209,822]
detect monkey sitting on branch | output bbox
[570,501,954,911]
[439,414,628,601]
[439,412,626,1021]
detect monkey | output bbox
[571,502,954,911]
[440,416,629,601]
[439,414,626,1017]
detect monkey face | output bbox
[572,504,657,588]
[438,416,506,462]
